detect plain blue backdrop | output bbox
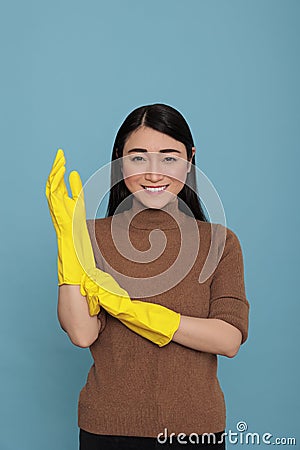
[1,1,299,449]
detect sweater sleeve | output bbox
[208,225,250,344]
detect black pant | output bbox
[79,429,226,449]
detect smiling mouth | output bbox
[142,184,169,192]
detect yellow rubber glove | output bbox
[80,268,181,347]
[45,149,100,315]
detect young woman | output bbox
[46,104,249,449]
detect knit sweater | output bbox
[78,197,249,437]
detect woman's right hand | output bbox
[45,149,102,345]
[45,149,99,315]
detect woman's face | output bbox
[121,126,195,209]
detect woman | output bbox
[46,104,249,449]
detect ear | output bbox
[187,147,196,173]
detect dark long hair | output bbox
[105,103,208,222]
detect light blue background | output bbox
[1,1,299,449]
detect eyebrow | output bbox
[127,148,182,154]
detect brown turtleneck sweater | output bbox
[78,197,249,437]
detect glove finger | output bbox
[46,166,65,199]
[47,167,70,232]
[48,149,66,179]
[52,149,65,169]
[46,150,66,199]
[49,152,66,182]
[69,171,84,202]
[50,165,67,194]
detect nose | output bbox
[144,171,165,182]
[144,154,165,182]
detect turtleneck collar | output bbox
[120,196,187,230]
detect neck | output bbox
[120,196,186,230]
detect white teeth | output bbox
[143,185,167,192]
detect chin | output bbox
[133,191,176,210]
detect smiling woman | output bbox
[46,103,249,450]
[108,104,205,221]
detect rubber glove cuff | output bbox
[80,268,181,347]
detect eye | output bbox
[163,156,177,163]
[130,155,146,162]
